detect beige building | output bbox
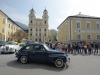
[57,12,100,43]
[0,10,23,41]
[28,8,52,42]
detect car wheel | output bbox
[1,52,3,54]
[20,56,28,64]
[54,58,64,68]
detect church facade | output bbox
[28,8,51,42]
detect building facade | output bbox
[28,8,52,42]
[57,12,100,43]
[0,10,23,41]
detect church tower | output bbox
[28,7,50,42]
[42,8,49,26]
[42,8,49,42]
[28,8,36,40]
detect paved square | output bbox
[0,53,100,75]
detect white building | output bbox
[28,8,49,42]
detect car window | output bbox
[44,44,51,50]
[34,45,45,51]
[25,45,33,51]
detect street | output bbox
[0,53,100,75]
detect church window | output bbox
[45,21,46,24]
[45,13,46,14]
[44,29,46,31]
[31,21,32,23]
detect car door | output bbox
[32,44,47,62]
[21,45,34,61]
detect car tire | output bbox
[20,56,28,64]
[1,52,3,54]
[54,58,64,68]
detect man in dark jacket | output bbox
[94,42,98,55]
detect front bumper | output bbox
[66,58,70,64]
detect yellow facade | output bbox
[0,10,23,41]
[0,11,6,41]
[57,13,100,43]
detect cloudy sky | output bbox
[0,0,100,30]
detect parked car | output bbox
[15,43,69,68]
[0,41,8,52]
[0,41,19,54]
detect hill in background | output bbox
[50,29,57,36]
[15,21,28,31]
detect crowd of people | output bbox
[47,42,100,55]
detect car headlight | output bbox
[10,48,12,50]
[2,48,5,50]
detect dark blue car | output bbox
[15,43,69,68]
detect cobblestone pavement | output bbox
[0,53,100,75]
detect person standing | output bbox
[84,43,87,55]
[68,42,71,53]
[98,43,100,55]
[88,42,92,55]
[94,42,98,55]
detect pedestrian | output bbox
[88,42,92,55]
[68,42,71,53]
[94,42,98,55]
[84,43,87,55]
[98,43,100,55]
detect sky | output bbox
[0,0,100,30]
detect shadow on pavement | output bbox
[0,53,14,55]
[7,60,68,71]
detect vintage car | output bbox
[0,41,7,52]
[0,41,19,54]
[15,43,69,68]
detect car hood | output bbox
[48,49,64,54]
[5,45,16,47]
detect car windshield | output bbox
[44,44,51,50]
[19,43,25,47]
[7,42,16,45]
[0,41,7,45]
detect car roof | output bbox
[25,43,46,46]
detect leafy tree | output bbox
[53,34,57,41]
[9,30,28,43]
